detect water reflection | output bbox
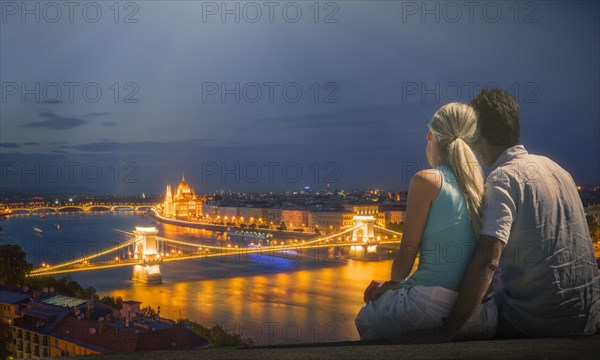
[106,257,395,345]
[1,212,398,344]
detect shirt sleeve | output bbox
[480,170,517,244]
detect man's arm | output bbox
[441,170,513,338]
[443,235,505,338]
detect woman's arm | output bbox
[391,169,441,281]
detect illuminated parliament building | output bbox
[162,175,204,218]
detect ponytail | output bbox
[448,137,484,234]
[428,103,484,235]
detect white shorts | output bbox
[355,286,497,341]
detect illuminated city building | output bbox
[379,204,407,225]
[9,291,209,358]
[308,210,354,232]
[343,204,386,227]
[163,175,204,219]
[0,290,30,356]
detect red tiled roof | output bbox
[50,315,209,353]
[135,326,210,352]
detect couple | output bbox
[355,88,600,342]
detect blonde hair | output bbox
[428,102,484,235]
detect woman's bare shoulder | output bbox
[412,169,443,186]
[409,169,443,199]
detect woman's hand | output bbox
[363,280,382,303]
[363,280,403,303]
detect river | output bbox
[0,212,394,345]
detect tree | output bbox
[78,286,98,300]
[23,276,99,302]
[141,305,157,318]
[178,319,253,347]
[0,244,32,287]
[99,296,123,309]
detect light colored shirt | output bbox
[481,145,600,337]
[405,165,478,288]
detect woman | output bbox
[355,102,497,341]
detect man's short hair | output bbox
[470,88,520,147]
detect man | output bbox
[408,88,599,342]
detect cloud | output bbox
[24,117,87,129]
[0,142,20,148]
[101,121,118,126]
[64,138,214,153]
[252,104,428,131]
[86,112,111,117]
[23,111,87,130]
[25,142,40,145]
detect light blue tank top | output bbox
[404,165,478,288]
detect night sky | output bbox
[1,1,598,194]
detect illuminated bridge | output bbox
[27,216,402,284]
[2,203,158,214]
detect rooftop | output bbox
[0,290,29,304]
[40,295,86,308]
[50,314,210,353]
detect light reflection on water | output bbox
[0,212,395,344]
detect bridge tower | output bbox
[131,227,163,284]
[350,216,379,260]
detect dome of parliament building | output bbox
[176,175,192,195]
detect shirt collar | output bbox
[491,145,528,170]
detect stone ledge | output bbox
[62,335,599,360]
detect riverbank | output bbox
[59,335,600,360]
[149,209,318,239]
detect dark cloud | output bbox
[0,142,20,148]
[23,112,87,130]
[23,117,87,130]
[64,139,214,153]
[252,104,429,131]
[24,142,40,145]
